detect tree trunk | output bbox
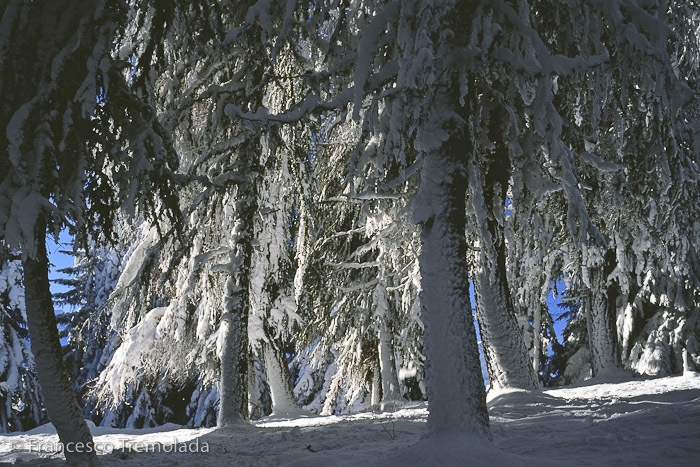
[23,220,99,467]
[218,211,251,427]
[218,293,249,426]
[415,147,490,438]
[532,298,542,376]
[263,340,301,417]
[472,261,539,390]
[247,355,263,420]
[377,319,402,408]
[371,360,381,407]
[585,249,621,376]
[374,282,402,409]
[469,162,539,390]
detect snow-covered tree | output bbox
[0,2,179,464]
[466,131,539,390]
[86,0,319,428]
[0,257,42,433]
[293,188,423,414]
[613,0,700,377]
[57,221,144,423]
[12,3,700,459]
[547,288,592,386]
[528,0,700,378]
[360,0,494,437]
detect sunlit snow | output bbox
[2,373,698,466]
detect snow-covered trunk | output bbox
[218,208,253,427]
[469,163,538,390]
[292,173,312,310]
[377,317,402,406]
[532,297,542,376]
[247,146,301,417]
[585,249,621,376]
[415,148,490,438]
[374,282,402,407]
[371,362,381,407]
[472,261,539,390]
[682,322,700,374]
[0,257,42,433]
[263,340,299,417]
[22,219,99,467]
[219,271,249,427]
[0,404,6,434]
[247,356,263,420]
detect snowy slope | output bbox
[1,373,698,466]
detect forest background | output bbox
[2,1,700,466]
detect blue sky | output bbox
[46,230,75,314]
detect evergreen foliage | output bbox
[1,1,700,458]
[0,258,43,433]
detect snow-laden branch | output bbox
[223,60,400,126]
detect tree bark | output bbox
[416,146,490,438]
[468,110,539,390]
[586,249,621,375]
[218,207,252,427]
[377,316,402,407]
[218,310,248,426]
[23,219,99,466]
[263,340,300,417]
[373,281,402,409]
[218,270,249,427]
[532,297,543,376]
[472,259,539,390]
[371,360,381,407]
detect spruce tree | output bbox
[0,2,179,463]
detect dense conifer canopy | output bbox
[1,3,699,463]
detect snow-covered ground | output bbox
[2,372,699,466]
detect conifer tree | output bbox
[0,256,43,432]
[0,0,179,464]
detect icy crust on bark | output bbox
[23,229,100,467]
[415,149,490,437]
[417,200,491,436]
